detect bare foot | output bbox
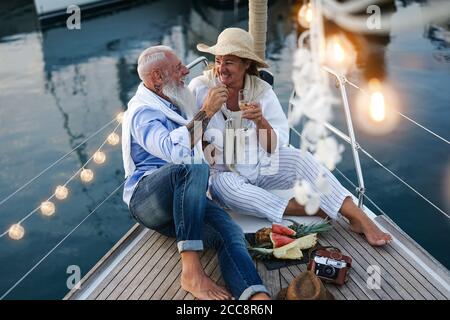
[349,214,392,246]
[181,273,232,300]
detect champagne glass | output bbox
[238,89,249,130]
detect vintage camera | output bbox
[308,248,352,286]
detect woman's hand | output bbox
[241,102,263,126]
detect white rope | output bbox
[358,147,449,219]
[322,0,450,35]
[333,166,389,216]
[345,79,450,145]
[0,117,118,208]
[0,181,125,300]
[0,122,122,239]
[289,125,449,219]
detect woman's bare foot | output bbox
[181,272,232,300]
[340,197,392,247]
[348,214,392,246]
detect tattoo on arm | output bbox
[186,110,211,148]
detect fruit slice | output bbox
[270,232,296,248]
[272,223,296,237]
[273,246,303,260]
[274,233,318,251]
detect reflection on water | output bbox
[0,0,448,299]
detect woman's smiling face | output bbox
[215,55,249,88]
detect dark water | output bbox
[0,0,448,299]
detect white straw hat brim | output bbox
[197,43,269,68]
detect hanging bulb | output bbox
[332,41,345,63]
[368,79,386,122]
[298,2,313,28]
[40,201,56,216]
[8,224,25,240]
[116,112,124,124]
[80,169,94,183]
[107,132,120,146]
[325,35,356,74]
[93,151,106,164]
[55,185,69,200]
[369,92,386,122]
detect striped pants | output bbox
[209,146,351,223]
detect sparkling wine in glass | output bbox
[238,89,249,130]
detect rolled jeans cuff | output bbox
[177,240,204,253]
[238,285,271,300]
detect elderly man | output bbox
[121,45,270,300]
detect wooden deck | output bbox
[64,214,450,300]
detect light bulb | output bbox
[40,201,56,216]
[369,91,386,122]
[333,42,345,63]
[80,169,94,183]
[116,112,124,123]
[298,3,312,28]
[8,224,24,240]
[107,133,120,146]
[325,35,355,74]
[93,151,106,164]
[55,185,69,200]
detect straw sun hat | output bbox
[276,271,335,300]
[196,28,269,68]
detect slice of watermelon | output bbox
[270,232,296,248]
[272,223,296,237]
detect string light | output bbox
[40,201,56,216]
[298,2,313,28]
[55,185,69,200]
[80,169,94,183]
[0,120,122,241]
[116,112,124,123]
[325,35,355,74]
[8,224,24,240]
[93,151,106,164]
[107,133,120,146]
[368,79,386,122]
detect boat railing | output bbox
[186,56,209,70]
[287,74,449,220]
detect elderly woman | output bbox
[189,28,391,246]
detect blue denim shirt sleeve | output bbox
[131,107,192,163]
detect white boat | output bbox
[63,56,450,300]
[33,0,126,21]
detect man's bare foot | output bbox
[348,214,392,246]
[181,273,232,300]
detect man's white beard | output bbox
[162,81,197,119]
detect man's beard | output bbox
[162,80,197,119]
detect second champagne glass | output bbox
[238,89,249,130]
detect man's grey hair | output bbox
[137,45,173,81]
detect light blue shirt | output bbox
[123,96,192,206]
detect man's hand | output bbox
[201,85,228,117]
[186,85,227,149]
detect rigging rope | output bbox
[0,181,125,300]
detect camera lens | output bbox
[324,266,335,277]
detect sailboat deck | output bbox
[64,214,450,300]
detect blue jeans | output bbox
[129,163,269,300]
